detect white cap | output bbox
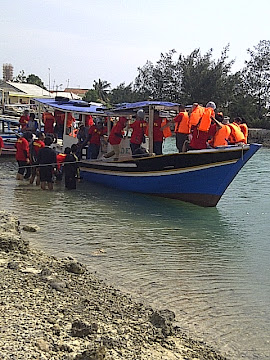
[136,109,145,119]
[206,101,216,110]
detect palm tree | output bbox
[93,79,111,102]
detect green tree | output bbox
[179,45,235,107]
[26,74,46,89]
[93,79,111,102]
[241,40,270,120]
[109,82,143,104]
[134,50,182,101]
[14,70,27,83]
[83,89,99,102]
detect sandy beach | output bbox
[0,211,227,360]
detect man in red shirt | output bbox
[15,132,32,180]
[0,136,4,156]
[107,116,128,160]
[81,118,106,159]
[130,109,147,156]
[19,109,30,131]
[189,123,216,150]
[42,112,55,135]
[54,110,65,139]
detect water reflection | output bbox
[0,150,269,360]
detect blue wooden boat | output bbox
[0,117,20,156]
[34,98,261,207]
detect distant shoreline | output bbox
[248,128,270,147]
[0,211,227,359]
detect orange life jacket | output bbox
[161,118,172,138]
[189,105,205,127]
[228,123,245,144]
[210,125,231,147]
[67,113,75,128]
[239,123,248,144]
[174,111,190,134]
[69,129,78,138]
[197,108,215,132]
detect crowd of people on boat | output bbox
[1,100,249,190]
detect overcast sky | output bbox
[1,0,269,90]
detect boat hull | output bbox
[80,144,261,207]
[0,136,16,156]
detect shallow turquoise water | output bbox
[0,142,269,359]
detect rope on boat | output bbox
[17,160,79,170]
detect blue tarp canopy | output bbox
[112,101,180,112]
[34,98,107,115]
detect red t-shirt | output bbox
[32,139,45,155]
[88,125,105,145]
[19,115,29,129]
[85,115,94,127]
[15,137,29,161]
[189,124,216,150]
[56,153,67,170]
[130,120,147,145]
[108,117,127,145]
[153,117,163,142]
[42,113,55,134]
[54,110,65,125]
[0,136,4,149]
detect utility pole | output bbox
[48,68,51,92]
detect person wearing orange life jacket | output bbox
[189,103,205,127]
[228,118,246,144]
[188,101,217,150]
[208,113,231,148]
[66,112,75,135]
[173,104,190,152]
[234,117,248,144]
[196,101,216,132]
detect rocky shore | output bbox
[0,211,227,360]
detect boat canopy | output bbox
[112,101,180,114]
[34,97,107,115]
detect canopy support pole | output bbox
[148,105,154,154]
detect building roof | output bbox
[64,88,89,96]
[50,91,81,100]
[7,81,51,97]
[0,80,24,93]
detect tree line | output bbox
[13,40,270,128]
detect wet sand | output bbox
[0,211,227,359]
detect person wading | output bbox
[37,136,57,190]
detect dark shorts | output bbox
[39,166,53,183]
[176,133,188,152]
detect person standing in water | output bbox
[37,136,57,190]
